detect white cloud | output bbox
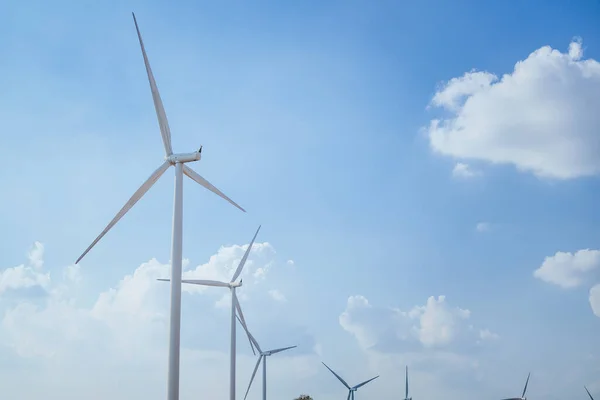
[27,241,44,270]
[0,242,51,294]
[0,241,315,400]
[286,260,295,267]
[339,295,475,350]
[475,222,490,233]
[268,289,287,302]
[452,162,480,179]
[426,38,600,180]
[590,284,600,318]
[533,249,600,289]
[411,296,471,348]
[479,329,499,341]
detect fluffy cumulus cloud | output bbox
[0,241,50,294]
[426,38,600,180]
[533,249,600,289]
[339,295,490,351]
[0,241,313,400]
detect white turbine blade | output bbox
[183,165,245,212]
[244,355,263,400]
[352,375,379,389]
[235,314,256,355]
[182,279,229,287]
[522,373,530,398]
[234,295,262,353]
[75,161,170,264]
[585,386,595,400]
[156,278,229,287]
[268,345,296,355]
[233,292,257,354]
[231,225,261,282]
[405,366,409,399]
[131,12,173,156]
[322,362,351,390]
[346,391,351,400]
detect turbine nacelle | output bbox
[166,151,202,164]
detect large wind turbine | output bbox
[74,13,245,400]
[585,386,595,400]
[404,366,412,400]
[239,322,296,400]
[501,372,530,400]
[158,225,260,400]
[322,362,379,400]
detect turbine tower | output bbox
[322,362,379,400]
[158,225,260,400]
[501,372,530,400]
[74,13,245,400]
[404,366,412,400]
[585,386,595,400]
[238,320,296,400]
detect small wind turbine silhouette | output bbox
[501,372,530,400]
[237,320,296,400]
[159,225,260,400]
[404,366,412,400]
[322,362,379,400]
[74,13,245,400]
[585,386,595,400]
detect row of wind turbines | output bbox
[70,12,598,400]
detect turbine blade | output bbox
[234,291,259,354]
[347,391,351,400]
[183,165,245,212]
[235,313,256,355]
[75,161,170,264]
[585,386,595,400]
[231,225,261,282]
[322,362,351,390]
[522,372,530,398]
[182,279,229,287]
[405,366,409,399]
[268,345,296,355]
[353,375,379,389]
[131,12,173,156]
[244,356,263,400]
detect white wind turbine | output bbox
[158,225,261,400]
[501,372,531,400]
[74,12,245,400]
[238,321,296,400]
[322,362,379,400]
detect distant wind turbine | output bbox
[501,372,530,400]
[404,366,412,400]
[585,386,595,400]
[158,225,260,400]
[238,320,296,400]
[74,12,245,400]
[322,362,379,400]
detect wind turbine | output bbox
[238,321,296,400]
[74,12,245,400]
[585,386,595,400]
[404,366,412,400]
[158,225,260,400]
[322,362,379,400]
[501,372,530,400]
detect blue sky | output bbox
[1,0,600,399]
